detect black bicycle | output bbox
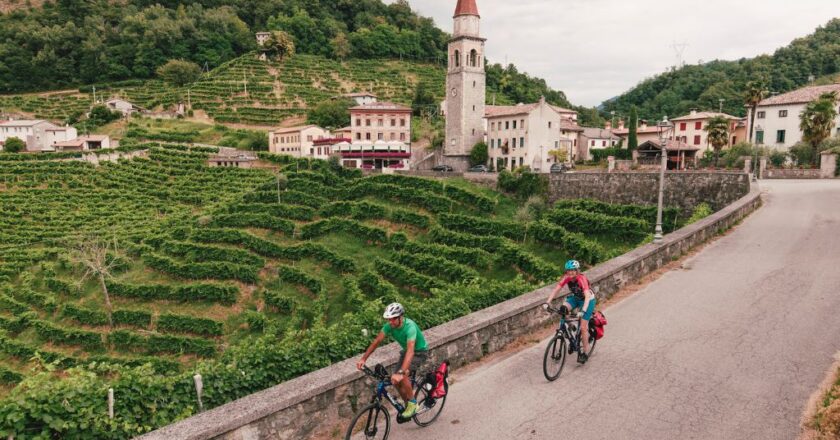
[542,304,597,381]
[345,362,449,440]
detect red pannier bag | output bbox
[591,311,607,340]
[431,360,449,399]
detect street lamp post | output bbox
[654,116,673,243]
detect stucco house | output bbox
[578,127,622,161]
[52,135,111,152]
[746,83,840,150]
[670,110,740,153]
[0,119,77,152]
[485,97,578,173]
[269,125,331,157]
[105,98,143,116]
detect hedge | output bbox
[545,208,648,242]
[373,258,446,293]
[389,238,493,268]
[157,314,224,337]
[107,281,238,305]
[277,265,324,296]
[209,213,295,236]
[437,213,525,241]
[157,240,266,268]
[299,218,388,244]
[552,199,681,232]
[109,330,216,357]
[143,253,259,283]
[32,320,104,350]
[529,221,608,265]
[391,251,479,283]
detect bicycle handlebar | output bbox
[544,305,582,320]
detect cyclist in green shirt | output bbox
[357,302,428,418]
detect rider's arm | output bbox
[579,276,594,315]
[545,277,568,306]
[358,331,386,368]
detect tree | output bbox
[412,80,436,117]
[3,137,25,153]
[704,116,731,167]
[744,81,767,143]
[70,236,122,330]
[264,30,296,61]
[156,59,202,87]
[628,106,639,151]
[800,91,838,165]
[548,149,568,163]
[307,98,353,130]
[330,32,351,60]
[469,141,488,166]
[88,105,120,125]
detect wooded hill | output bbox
[601,18,840,121]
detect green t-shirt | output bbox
[381,318,428,352]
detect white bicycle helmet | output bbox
[383,302,405,319]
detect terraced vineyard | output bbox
[0,148,682,437]
[0,54,448,127]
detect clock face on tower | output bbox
[451,88,458,97]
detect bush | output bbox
[498,169,547,200]
[2,137,25,154]
[769,150,787,168]
[157,314,223,336]
[789,142,818,167]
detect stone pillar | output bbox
[820,152,837,179]
[759,156,767,180]
[743,158,752,175]
[632,149,639,165]
[607,156,616,173]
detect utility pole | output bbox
[719,99,725,113]
[92,86,96,104]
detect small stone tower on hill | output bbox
[444,0,486,166]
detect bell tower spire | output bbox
[444,0,486,164]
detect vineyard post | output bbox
[194,373,204,411]
[108,388,114,419]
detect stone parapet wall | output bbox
[548,171,750,214]
[137,186,762,440]
[764,168,821,179]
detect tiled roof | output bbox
[550,105,577,114]
[454,0,479,17]
[559,120,584,132]
[639,139,700,151]
[272,125,318,134]
[612,125,662,135]
[671,111,739,121]
[581,127,620,139]
[0,119,48,127]
[485,103,538,118]
[350,101,411,111]
[343,92,377,98]
[758,83,840,106]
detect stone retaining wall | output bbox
[764,168,821,179]
[137,186,762,440]
[548,171,750,214]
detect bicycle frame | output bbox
[371,372,420,413]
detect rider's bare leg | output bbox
[391,373,414,402]
[580,319,590,353]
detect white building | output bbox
[670,110,740,153]
[52,135,111,152]
[269,125,331,157]
[747,84,840,150]
[0,120,77,152]
[343,93,378,106]
[578,127,621,161]
[485,97,578,173]
[104,98,143,116]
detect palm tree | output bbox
[800,91,839,165]
[704,116,731,167]
[744,81,767,143]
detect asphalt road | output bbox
[394,180,840,440]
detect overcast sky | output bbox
[393,0,840,107]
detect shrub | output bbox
[157,314,223,337]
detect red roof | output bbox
[454,0,479,17]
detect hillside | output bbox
[0,52,581,128]
[0,146,682,436]
[602,18,840,121]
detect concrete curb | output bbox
[136,186,762,440]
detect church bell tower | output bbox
[444,0,486,161]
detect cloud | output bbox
[390,0,840,107]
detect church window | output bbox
[454,50,461,67]
[469,49,478,67]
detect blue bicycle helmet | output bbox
[564,260,580,271]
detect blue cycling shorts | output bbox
[565,296,596,321]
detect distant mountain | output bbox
[602,18,840,121]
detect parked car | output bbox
[432,165,454,172]
[550,163,569,174]
[468,164,489,173]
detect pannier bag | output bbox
[591,311,607,340]
[431,360,449,399]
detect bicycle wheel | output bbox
[413,379,448,427]
[585,325,597,357]
[542,335,567,381]
[345,402,391,440]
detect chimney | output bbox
[618,119,625,130]
[640,120,648,129]
[690,109,697,116]
[605,121,612,130]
